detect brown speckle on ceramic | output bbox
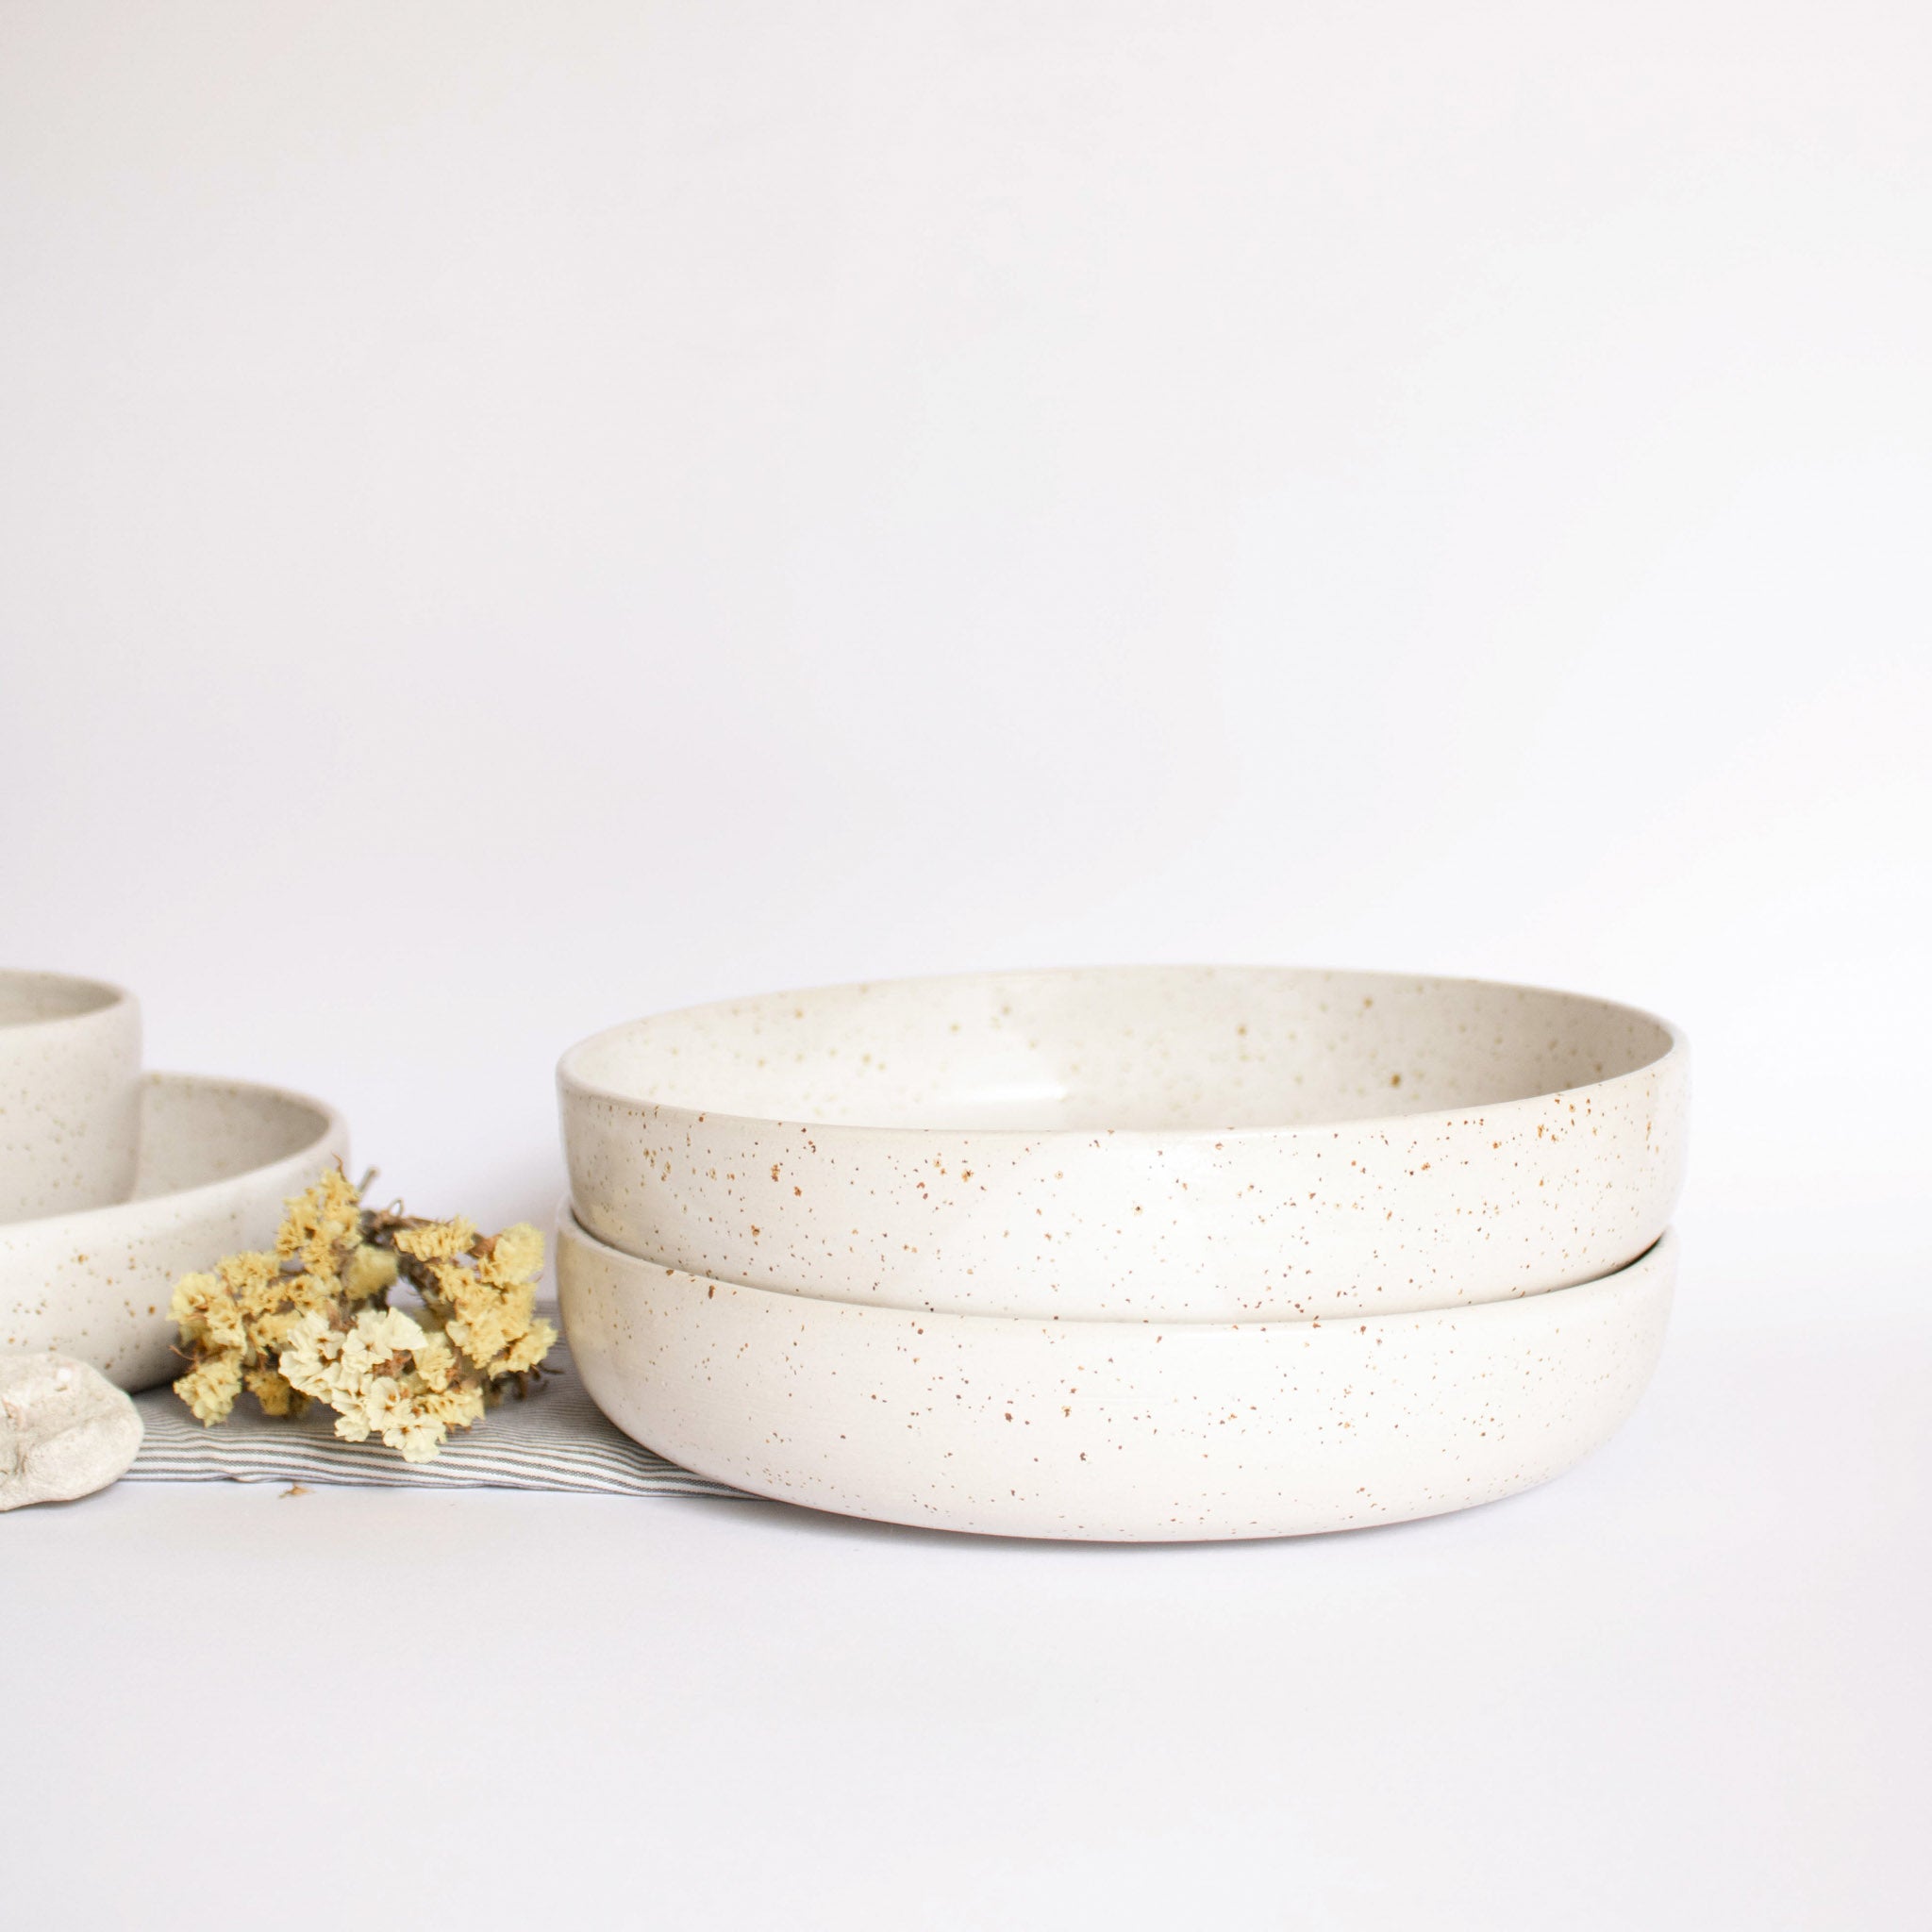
[0,970,142,1224]
[559,966,1689,1322]
[0,1073,347,1390]
[557,1207,1677,1542]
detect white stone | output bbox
[0,1353,143,1510]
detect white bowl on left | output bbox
[0,1073,347,1390]
[0,969,142,1224]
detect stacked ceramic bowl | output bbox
[557,966,1688,1541]
[1,969,346,1390]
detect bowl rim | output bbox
[0,1069,344,1241]
[558,961,1690,1143]
[0,967,139,1036]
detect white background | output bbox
[3,4,1927,1926]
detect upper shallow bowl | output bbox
[560,966,1688,1321]
[558,1208,1677,1541]
[0,1072,347,1390]
[0,969,142,1224]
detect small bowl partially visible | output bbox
[0,1072,348,1389]
[560,966,1689,1322]
[0,969,142,1224]
[557,1207,1677,1541]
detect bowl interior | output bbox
[568,966,1677,1133]
[0,969,125,1029]
[131,1075,337,1197]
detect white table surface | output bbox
[6,1205,1926,1932]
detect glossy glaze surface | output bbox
[0,1074,347,1390]
[561,966,1688,1320]
[558,1208,1676,1541]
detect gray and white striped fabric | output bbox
[125,1327,747,1499]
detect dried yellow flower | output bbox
[171,1272,246,1352]
[217,1249,281,1311]
[331,1405,373,1444]
[276,1165,365,1274]
[355,1376,446,1462]
[341,1244,399,1302]
[243,1366,306,1418]
[439,1263,528,1372]
[413,1329,458,1392]
[480,1222,544,1287]
[393,1218,475,1262]
[170,1167,555,1459]
[175,1350,244,1424]
[347,1303,427,1363]
[417,1383,487,1430]
[275,1306,338,1384]
[498,1318,558,1378]
[281,1271,337,1315]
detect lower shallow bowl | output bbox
[557,1210,1675,1542]
[0,1073,348,1390]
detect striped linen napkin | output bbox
[125,1324,747,1499]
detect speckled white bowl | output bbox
[0,1073,347,1390]
[558,1208,1675,1541]
[560,967,1688,1322]
[0,970,142,1224]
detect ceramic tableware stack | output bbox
[0,969,347,1390]
[556,966,1689,1541]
